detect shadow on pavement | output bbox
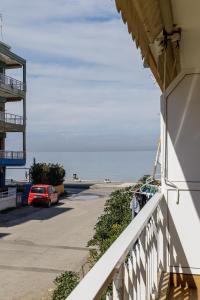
[64,183,94,196]
[0,233,10,238]
[0,203,73,227]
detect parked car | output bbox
[28,184,58,207]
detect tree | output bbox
[48,164,65,186]
[29,163,65,186]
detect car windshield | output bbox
[31,187,46,194]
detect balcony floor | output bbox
[0,122,24,132]
[159,273,200,300]
[168,286,198,299]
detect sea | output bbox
[6,150,157,182]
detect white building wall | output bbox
[161,70,200,274]
[172,0,200,70]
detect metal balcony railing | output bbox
[67,192,163,300]
[0,73,25,92]
[0,151,25,160]
[0,112,23,125]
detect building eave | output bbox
[115,0,181,90]
[0,42,26,68]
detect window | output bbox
[31,187,46,194]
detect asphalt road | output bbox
[0,189,109,300]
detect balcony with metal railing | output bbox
[0,150,25,166]
[0,73,26,100]
[67,192,165,300]
[0,112,24,132]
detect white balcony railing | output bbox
[0,188,16,199]
[0,112,23,125]
[0,188,17,211]
[0,73,25,92]
[0,151,25,160]
[67,192,163,300]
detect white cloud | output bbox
[2,0,160,151]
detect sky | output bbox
[1,0,161,152]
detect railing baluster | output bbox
[139,229,146,300]
[132,246,137,300]
[151,219,154,296]
[124,261,129,300]
[136,242,140,300]
[113,265,123,300]
[128,256,133,300]
[152,210,158,299]
[146,224,150,299]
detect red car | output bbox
[28,184,58,207]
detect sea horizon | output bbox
[6,150,157,182]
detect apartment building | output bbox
[0,41,26,189]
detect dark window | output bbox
[31,187,46,194]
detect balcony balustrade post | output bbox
[139,229,146,300]
[131,246,137,299]
[135,242,141,300]
[128,256,133,299]
[149,220,153,296]
[113,265,124,300]
[152,210,158,298]
[123,261,129,300]
[146,224,150,299]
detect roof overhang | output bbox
[0,42,26,68]
[115,0,181,91]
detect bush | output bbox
[52,271,80,300]
[87,187,133,265]
[48,164,65,186]
[29,163,65,186]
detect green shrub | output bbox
[52,271,80,300]
[29,163,65,186]
[87,187,133,265]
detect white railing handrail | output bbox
[67,192,163,300]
